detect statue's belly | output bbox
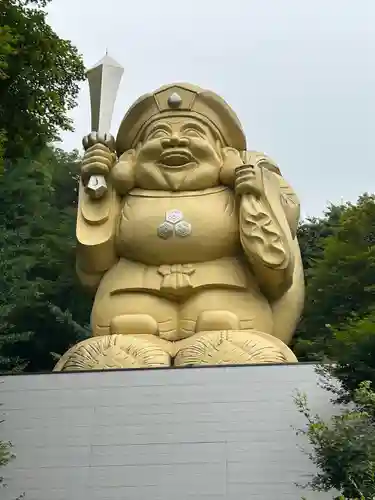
[116,187,240,265]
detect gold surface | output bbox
[55,82,305,372]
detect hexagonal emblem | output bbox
[165,209,183,224]
[85,175,107,199]
[157,221,174,239]
[175,220,192,237]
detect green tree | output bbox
[292,204,347,356]
[296,379,375,500]
[0,436,13,489]
[297,204,346,282]
[294,194,375,361]
[0,0,89,371]
[295,258,375,499]
[0,396,24,498]
[326,310,375,404]
[294,195,375,498]
[0,0,85,160]
[0,148,91,373]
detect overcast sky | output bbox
[46,0,374,217]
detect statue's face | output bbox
[133,116,223,190]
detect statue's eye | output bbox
[148,130,169,140]
[183,129,203,138]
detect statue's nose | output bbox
[161,135,189,149]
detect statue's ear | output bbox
[118,148,136,163]
[111,149,136,195]
[219,147,243,187]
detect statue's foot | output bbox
[173,330,297,367]
[53,334,173,372]
[196,310,240,332]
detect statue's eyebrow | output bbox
[181,122,206,134]
[145,122,172,136]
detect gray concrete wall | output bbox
[0,364,335,500]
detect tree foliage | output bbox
[0,396,24,498]
[0,435,13,489]
[294,194,375,499]
[297,204,346,281]
[294,194,375,361]
[326,311,375,404]
[0,0,85,160]
[0,0,89,372]
[0,148,91,373]
[296,379,375,500]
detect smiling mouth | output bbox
[159,149,195,167]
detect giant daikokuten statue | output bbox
[54,83,305,371]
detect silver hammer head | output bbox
[85,54,124,198]
[86,54,124,137]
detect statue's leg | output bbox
[54,292,178,372]
[175,289,296,366]
[92,291,178,340]
[178,289,273,338]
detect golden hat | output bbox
[116,82,247,155]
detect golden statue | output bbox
[54,80,305,371]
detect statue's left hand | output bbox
[235,163,263,197]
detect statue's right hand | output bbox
[82,132,115,151]
[81,143,116,186]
